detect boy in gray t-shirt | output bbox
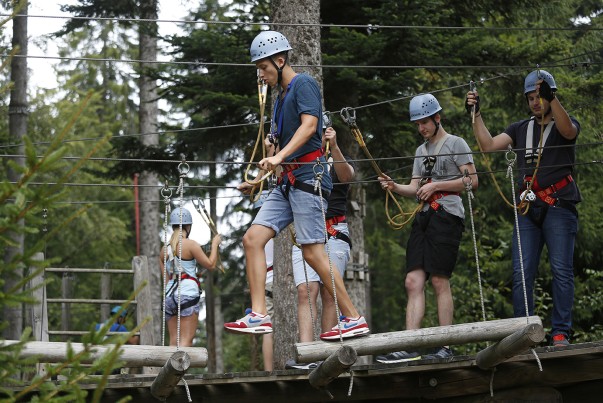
[378,94,478,363]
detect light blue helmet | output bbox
[409,94,442,121]
[111,306,127,317]
[524,70,556,95]
[169,207,193,226]
[250,31,292,63]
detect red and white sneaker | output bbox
[224,308,273,334]
[320,315,370,341]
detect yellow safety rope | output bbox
[244,75,274,202]
[340,107,421,230]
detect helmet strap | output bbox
[269,52,288,86]
[431,116,440,139]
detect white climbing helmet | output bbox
[409,94,442,121]
[524,69,557,95]
[169,207,193,226]
[250,31,292,63]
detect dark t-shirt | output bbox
[326,156,356,218]
[505,116,581,203]
[275,73,332,190]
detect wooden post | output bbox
[26,252,48,379]
[61,271,73,342]
[133,256,154,346]
[100,268,112,321]
[150,351,191,401]
[0,341,207,367]
[295,316,542,363]
[309,345,357,389]
[476,323,545,370]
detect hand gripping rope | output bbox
[191,197,225,273]
[161,181,172,347]
[244,74,275,202]
[340,107,422,230]
[469,79,543,215]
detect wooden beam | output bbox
[0,341,207,368]
[295,316,542,363]
[150,351,190,400]
[476,323,545,369]
[309,345,356,389]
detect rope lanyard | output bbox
[161,181,172,347]
[244,75,274,201]
[340,107,421,230]
[463,171,487,324]
[191,197,225,273]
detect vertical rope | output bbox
[161,183,172,347]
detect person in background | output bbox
[96,305,140,345]
[465,69,580,347]
[286,116,356,369]
[160,207,221,347]
[378,93,477,363]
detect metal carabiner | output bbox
[161,181,172,199]
[505,145,517,165]
[340,107,356,126]
[177,158,190,177]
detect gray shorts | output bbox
[253,182,329,244]
[292,223,351,286]
[164,294,201,321]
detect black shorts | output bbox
[406,207,464,278]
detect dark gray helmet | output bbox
[524,70,556,95]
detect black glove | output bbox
[465,94,480,114]
[539,80,556,102]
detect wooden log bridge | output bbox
[476,322,545,369]
[295,316,542,363]
[151,351,191,401]
[309,345,357,389]
[1,341,208,368]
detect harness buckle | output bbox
[520,189,537,202]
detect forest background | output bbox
[1,0,602,391]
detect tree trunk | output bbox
[271,0,322,369]
[138,0,161,346]
[3,0,28,341]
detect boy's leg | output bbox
[243,223,276,314]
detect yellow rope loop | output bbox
[340,107,418,230]
[244,77,274,189]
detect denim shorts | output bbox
[164,294,200,321]
[253,181,329,244]
[292,223,351,286]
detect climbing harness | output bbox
[340,107,421,230]
[191,197,225,273]
[278,148,330,200]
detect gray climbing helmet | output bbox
[250,31,292,63]
[524,69,556,95]
[169,207,193,226]
[409,94,442,121]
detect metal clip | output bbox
[340,107,356,126]
[520,189,536,202]
[178,158,190,177]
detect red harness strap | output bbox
[169,272,201,289]
[325,215,346,227]
[427,191,460,210]
[524,175,574,206]
[280,148,324,185]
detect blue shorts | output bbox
[253,181,329,244]
[292,223,351,286]
[164,294,201,321]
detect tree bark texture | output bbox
[138,0,161,345]
[3,0,28,341]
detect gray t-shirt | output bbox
[412,134,474,219]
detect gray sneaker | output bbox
[422,347,453,360]
[285,359,320,370]
[375,351,421,363]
